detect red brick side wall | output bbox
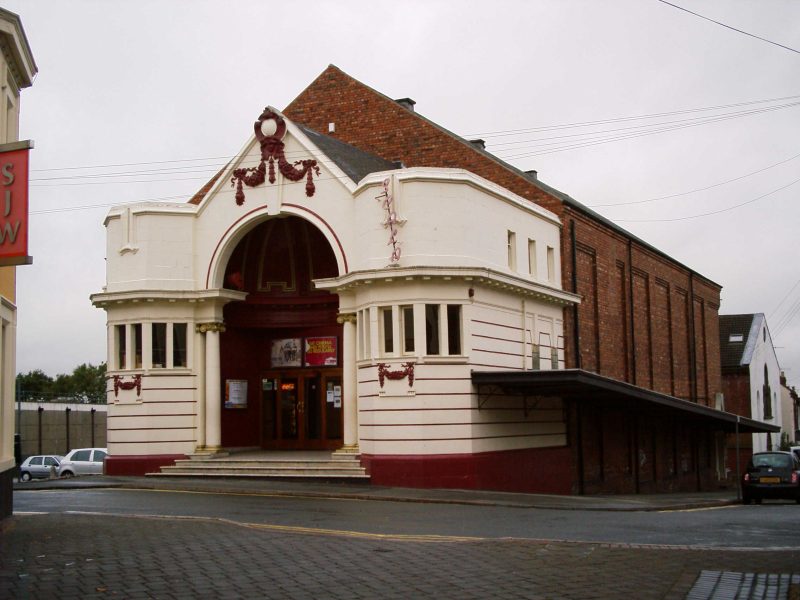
[284,65,723,404]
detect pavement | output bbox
[12,474,745,511]
[5,476,800,599]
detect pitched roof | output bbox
[295,123,398,183]
[284,65,720,288]
[719,314,762,369]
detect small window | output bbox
[729,333,744,343]
[152,323,167,368]
[44,457,58,467]
[546,246,555,283]
[173,323,187,368]
[426,305,440,355]
[93,450,107,461]
[133,324,143,369]
[507,231,517,270]
[527,239,537,278]
[31,456,43,466]
[447,305,461,355]
[115,324,126,370]
[763,328,766,342]
[381,307,394,354]
[401,306,414,353]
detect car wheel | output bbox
[60,471,74,479]
[20,472,31,482]
[742,495,751,505]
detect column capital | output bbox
[336,313,357,325]
[196,322,226,334]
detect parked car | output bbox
[57,448,108,478]
[790,446,800,462]
[18,455,62,481]
[741,451,800,504]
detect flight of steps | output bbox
[147,449,369,482]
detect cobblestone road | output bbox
[2,513,799,599]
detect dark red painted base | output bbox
[105,454,186,476]
[361,446,574,495]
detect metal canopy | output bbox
[472,368,779,434]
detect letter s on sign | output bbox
[1,163,13,186]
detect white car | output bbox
[57,448,108,478]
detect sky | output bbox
[4,0,799,389]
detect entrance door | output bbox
[261,370,342,449]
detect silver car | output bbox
[19,455,62,481]
[57,448,108,478]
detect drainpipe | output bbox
[688,272,697,403]
[570,221,581,369]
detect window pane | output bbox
[426,305,440,355]
[152,323,167,368]
[382,308,393,354]
[447,305,461,355]
[173,323,187,368]
[73,450,91,461]
[133,324,143,369]
[402,306,414,353]
[115,325,126,370]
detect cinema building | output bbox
[92,67,776,494]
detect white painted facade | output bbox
[741,315,782,452]
[92,109,579,465]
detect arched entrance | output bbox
[219,216,343,450]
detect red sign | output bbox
[0,142,32,266]
[304,336,338,367]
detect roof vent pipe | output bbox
[470,139,486,150]
[395,98,416,111]
[526,169,538,180]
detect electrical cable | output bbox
[614,177,800,222]
[655,0,800,55]
[588,152,800,207]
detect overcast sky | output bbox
[4,0,799,389]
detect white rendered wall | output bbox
[747,319,782,452]
[95,114,575,459]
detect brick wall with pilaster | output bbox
[284,65,723,403]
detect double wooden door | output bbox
[261,370,343,449]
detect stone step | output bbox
[157,465,366,476]
[147,471,371,481]
[171,459,363,469]
[147,452,369,481]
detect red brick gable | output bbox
[283,65,562,215]
[283,64,722,402]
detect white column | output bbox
[200,322,224,452]
[195,326,206,450]
[339,313,358,449]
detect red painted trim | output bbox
[205,204,348,288]
[360,433,562,442]
[105,454,186,477]
[360,446,573,494]
[283,204,349,273]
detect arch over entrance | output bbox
[218,216,344,450]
